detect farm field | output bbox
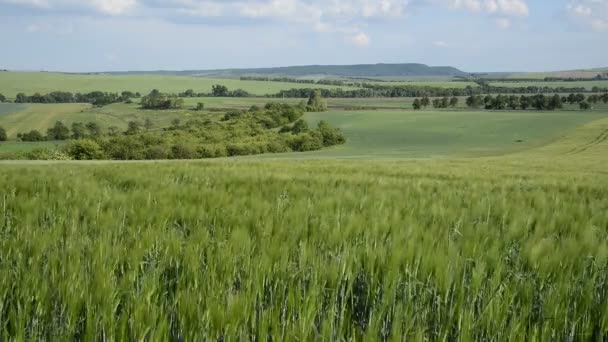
[1,117,608,339]
[0,72,360,98]
[284,110,606,158]
[1,99,606,159]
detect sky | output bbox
[0,0,606,72]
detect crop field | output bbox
[1,76,608,339]
[0,72,360,98]
[287,110,604,159]
[1,117,608,339]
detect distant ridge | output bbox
[98,63,467,77]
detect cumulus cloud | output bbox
[433,0,528,16]
[0,0,136,14]
[568,0,608,32]
[348,32,370,47]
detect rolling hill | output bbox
[95,63,468,78]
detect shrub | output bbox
[0,126,7,141]
[290,133,323,152]
[20,130,45,142]
[144,146,169,160]
[64,139,105,160]
[170,143,198,159]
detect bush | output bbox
[25,148,71,160]
[290,133,323,152]
[317,121,346,146]
[0,126,7,141]
[144,146,169,160]
[64,139,104,160]
[20,130,45,142]
[170,143,198,159]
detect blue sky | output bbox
[0,0,606,72]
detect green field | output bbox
[2,72,608,339]
[290,110,605,158]
[0,72,360,98]
[1,117,608,338]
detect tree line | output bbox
[464,93,607,110]
[269,85,608,99]
[12,91,140,106]
[240,76,352,87]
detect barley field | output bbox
[1,116,608,340]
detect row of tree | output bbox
[10,91,140,106]
[413,96,459,109]
[240,76,351,87]
[465,93,607,110]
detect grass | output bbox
[1,119,608,338]
[0,72,360,98]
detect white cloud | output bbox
[568,0,608,31]
[433,0,528,16]
[1,0,136,14]
[348,32,370,47]
[91,0,136,14]
[433,40,449,47]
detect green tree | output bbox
[0,93,6,102]
[85,122,102,137]
[196,102,205,111]
[47,121,70,140]
[507,95,520,110]
[211,85,229,97]
[64,139,104,160]
[520,95,530,110]
[449,96,458,108]
[465,95,482,109]
[126,121,141,135]
[412,98,422,110]
[291,119,309,134]
[108,126,120,137]
[15,93,27,103]
[0,126,6,141]
[579,101,591,110]
[547,94,563,110]
[71,122,87,140]
[420,96,430,108]
[316,120,346,147]
[20,130,44,141]
[587,95,599,104]
[306,90,327,112]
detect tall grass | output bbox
[0,159,607,340]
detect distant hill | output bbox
[95,63,467,78]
